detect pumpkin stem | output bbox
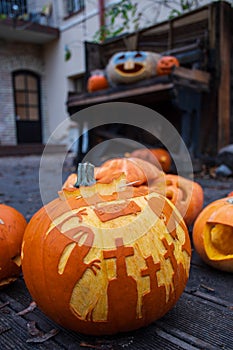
[74,162,96,188]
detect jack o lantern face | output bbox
[193,197,233,272]
[106,51,161,85]
[156,56,180,75]
[113,51,147,76]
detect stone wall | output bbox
[0,41,46,145]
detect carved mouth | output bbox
[115,63,145,76]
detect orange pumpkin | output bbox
[129,148,171,172]
[193,196,233,272]
[22,163,191,335]
[63,157,164,190]
[95,157,164,185]
[87,70,109,92]
[0,204,27,287]
[152,174,204,227]
[156,56,180,76]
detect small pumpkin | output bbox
[129,148,171,173]
[22,163,191,335]
[0,204,27,287]
[152,174,204,227]
[193,196,233,272]
[87,70,109,92]
[156,56,180,76]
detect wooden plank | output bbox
[217,1,231,150]
[171,66,210,91]
[68,82,174,108]
[140,7,209,37]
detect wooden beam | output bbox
[218,2,231,150]
[68,82,174,109]
[171,66,210,91]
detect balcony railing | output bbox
[0,0,27,17]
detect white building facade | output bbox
[0,0,215,148]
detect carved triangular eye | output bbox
[118,54,125,60]
[134,52,143,58]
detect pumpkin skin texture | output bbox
[22,177,191,335]
[152,174,204,227]
[0,204,27,287]
[193,197,233,272]
[106,51,161,85]
[156,56,180,76]
[87,71,109,93]
[95,157,164,186]
[63,157,164,190]
[129,148,171,173]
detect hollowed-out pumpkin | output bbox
[156,56,180,76]
[22,163,191,335]
[87,70,109,92]
[193,196,233,272]
[152,174,204,227]
[0,204,27,287]
[129,148,171,173]
[106,51,161,85]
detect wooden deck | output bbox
[0,156,233,349]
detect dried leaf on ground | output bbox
[16,301,37,316]
[26,328,59,343]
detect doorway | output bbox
[13,70,42,143]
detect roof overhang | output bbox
[0,18,59,44]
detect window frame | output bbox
[64,0,85,18]
[0,0,27,17]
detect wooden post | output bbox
[217,2,231,150]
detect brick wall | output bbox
[0,41,46,145]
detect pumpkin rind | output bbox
[22,179,191,335]
[0,204,27,286]
[193,197,233,272]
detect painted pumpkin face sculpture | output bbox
[106,51,161,85]
[22,165,191,335]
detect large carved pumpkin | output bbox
[106,51,161,85]
[0,204,27,287]
[22,164,191,335]
[193,196,233,272]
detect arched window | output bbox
[13,70,42,143]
